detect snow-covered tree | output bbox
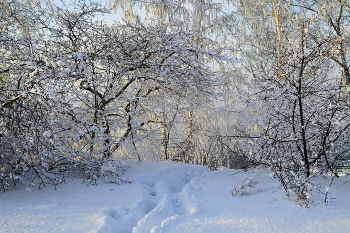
[105,0,350,205]
[228,0,350,205]
[0,0,224,191]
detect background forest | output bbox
[1,0,349,206]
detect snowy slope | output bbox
[1,160,350,233]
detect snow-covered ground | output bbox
[1,160,350,233]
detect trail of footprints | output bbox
[97,166,207,233]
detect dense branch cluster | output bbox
[227,0,350,206]
[0,0,223,191]
[0,0,349,206]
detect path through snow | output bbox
[96,165,208,233]
[1,160,350,233]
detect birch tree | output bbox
[294,0,350,84]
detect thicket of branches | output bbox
[1,0,349,206]
[227,0,350,206]
[111,0,350,206]
[0,0,225,191]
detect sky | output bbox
[52,0,123,24]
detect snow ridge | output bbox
[95,166,208,233]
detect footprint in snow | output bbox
[95,166,208,233]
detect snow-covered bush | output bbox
[100,159,131,184]
[0,0,223,191]
[231,177,259,197]
[228,2,350,206]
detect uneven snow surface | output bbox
[1,160,350,233]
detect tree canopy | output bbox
[1,0,349,206]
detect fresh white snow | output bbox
[1,160,350,233]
